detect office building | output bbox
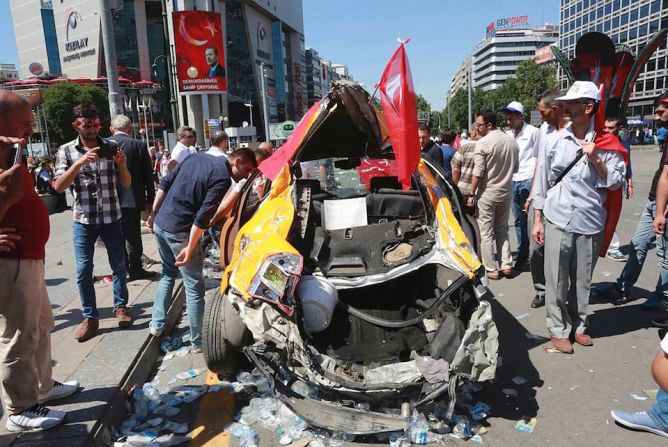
[472,25,559,91]
[559,0,668,119]
[9,0,307,141]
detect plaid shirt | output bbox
[55,137,122,224]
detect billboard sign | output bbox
[535,45,556,64]
[487,15,529,35]
[53,2,100,77]
[172,11,227,95]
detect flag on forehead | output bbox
[377,39,420,189]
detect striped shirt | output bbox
[452,141,477,196]
[55,137,123,225]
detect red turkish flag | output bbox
[378,41,420,189]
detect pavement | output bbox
[1,145,667,447]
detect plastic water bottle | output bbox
[132,388,148,421]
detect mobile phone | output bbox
[98,144,119,159]
[8,144,21,166]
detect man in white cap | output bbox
[531,81,626,354]
[504,101,540,269]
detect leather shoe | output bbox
[74,318,99,342]
[487,272,502,281]
[502,268,513,277]
[115,307,133,328]
[550,336,574,354]
[128,269,158,281]
[573,332,593,346]
[530,294,545,308]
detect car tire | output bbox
[202,288,252,378]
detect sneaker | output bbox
[6,404,65,432]
[652,313,668,328]
[149,324,163,337]
[607,249,629,262]
[611,410,668,438]
[74,318,99,342]
[530,294,545,308]
[642,296,668,310]
[115,307,133,328]
[608,286,630,305]
[38,380,79,404]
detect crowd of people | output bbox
[0,90,267,432]
[3,78,668,439]
[421,81,668,439]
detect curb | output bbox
[89,283,186,446]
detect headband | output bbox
[72,117,102,128]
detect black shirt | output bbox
[154,154,231,234]
[421,140,444,167]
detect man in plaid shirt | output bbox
[54,104,133,342]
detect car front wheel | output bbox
[202,288,252,378]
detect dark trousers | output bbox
[121,207,144,273]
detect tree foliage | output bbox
[42,82,111,146]
[440,59,557,131]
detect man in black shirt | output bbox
[606,93,668,309]
[145,148,256,350]
[418,123,444,167]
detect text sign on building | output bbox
[54,3,101,77]
[535,46,556,65]
[487,15,529,35]
[172,11,227,95]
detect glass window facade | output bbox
[40,7,61,75]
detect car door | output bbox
[421,157,481,256]
[218,170,269,268]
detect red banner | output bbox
[172,11,227,94]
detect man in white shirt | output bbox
[504,101,540,269]
[167,126,195,173]
[206,131,229,158]
[532,81,626,354]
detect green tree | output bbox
[442,86,484,132]
[42,82,111,146]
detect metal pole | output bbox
[447,92,451,127]
[143,103,150,146]
[249,104,253,128]
[99,0,123,117]
[467,63,473,130]
[41,105,51,153]
[260,62,270,141]
[149,101,155,145]
[162,0,179,130]
[36,108,45,153]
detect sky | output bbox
[304,0,560,109]
[0,0,559,111]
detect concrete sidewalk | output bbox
[0,210,185,447]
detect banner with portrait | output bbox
[172,11,227,94]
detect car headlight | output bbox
[249,254,303,314]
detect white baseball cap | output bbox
[556,81,600,102]
[502,101,524,114]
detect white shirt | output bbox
[206,146,227,158]
[171,141,191,166]
[532,121,626,235]
[507,122,539,182]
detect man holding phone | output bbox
[54,104,133,342]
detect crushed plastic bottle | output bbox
[469,402,492,421]
[225,422,259,447]
[452,416,474,439]
[237,371,253,384]
[407,410,430,445]
[329,430,355,446]
[308,438,326,447]
[133,388,148,421]
[389,432,409,447]
[354,402,371,411]
[290,381,319,399]
[160,336,182,353]
[162,421,188,434]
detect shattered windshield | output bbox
[299,157,400,197]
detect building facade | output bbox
[559,0,668,119]
[472,25,559,91]
[305,47,323,106]
[0,64,20,83]
[9,0,307,142]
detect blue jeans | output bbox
[73,220,128,320]
[649,388,668,429]
[151,224,205,347]
[617,200,668,299]
[511,179,531,260]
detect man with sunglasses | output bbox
[54,104,133,342]
[167,126,195,173]
[468,109,519,281]
[531,81,626,354]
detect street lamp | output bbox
[243,102,253,128]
